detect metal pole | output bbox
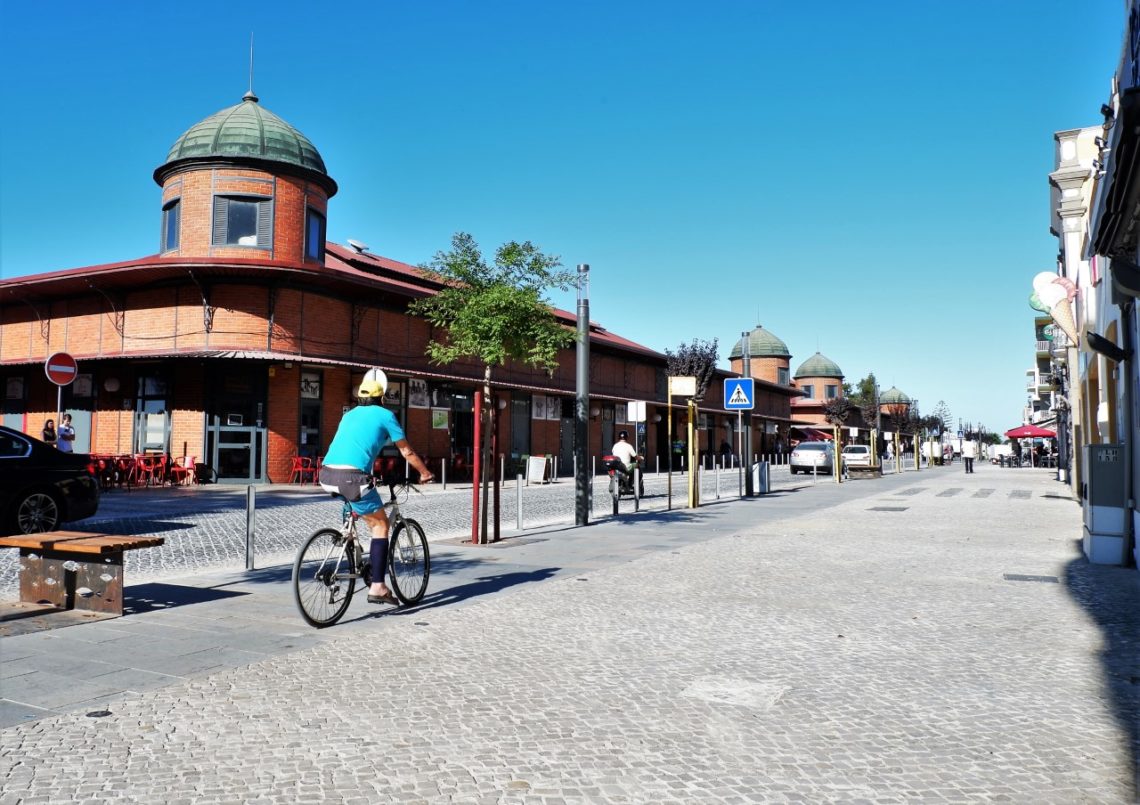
[687,399,697,508]
[667,395,673,510]
[742,331,753,496]
[441,457,447,490]
[245,485,256,570]
[737,409,743,497]
[516,473,523,531]
[575,264,590,526]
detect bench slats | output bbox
[0,531,164,554]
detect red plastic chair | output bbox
[290,456,316,484]
[169,456,195,486]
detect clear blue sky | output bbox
[0,1,1123,433]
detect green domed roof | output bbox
[880,386,910,404]
[155,92,336,194]
[728,325,791,359]
[794,352,843,379]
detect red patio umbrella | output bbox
[1004,424,1056,439]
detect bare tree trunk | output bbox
[480,365,492,544]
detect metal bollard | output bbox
[655,456,660,475]
[245,485,256,570]
[633,467,641,513]
[516,473,523,530]
[441,457,447,490]
[715,461,720,499]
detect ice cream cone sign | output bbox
[1033,271,1059,296]
[1050,297,1080,344]
[1052,276,1078,301]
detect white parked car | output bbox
[790,441,834,474]
[841,444,872,468]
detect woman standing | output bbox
[42,418,57,448]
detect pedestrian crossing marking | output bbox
[723,378,754,410]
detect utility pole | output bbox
[575,264,590,526]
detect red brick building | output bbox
[0,92,800,481]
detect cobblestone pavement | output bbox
[0,459,880,597]
[2,462,1138,802]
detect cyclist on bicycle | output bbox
[610,430,644,496]
[319,368,434,606]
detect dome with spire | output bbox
[794,352,843,379]
[154,92,336,195]
[728,324,791,359]
[880,386,910,404]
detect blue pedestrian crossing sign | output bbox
[724,378,754,410]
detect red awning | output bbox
[1005,424,1056,439]
[793,426,833,441]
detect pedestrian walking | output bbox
[962,439,977,474]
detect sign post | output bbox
[667,376,697,511]
[724,377,755,498]
[44,352,78,433]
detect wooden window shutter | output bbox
[257,199,272,247]
[212,197,229,245]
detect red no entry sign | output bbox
[44,352,78,386]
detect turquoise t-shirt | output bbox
[322,405,406,471]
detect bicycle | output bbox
[292,477,431,628]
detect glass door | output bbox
[205,364,268,483]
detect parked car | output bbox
[790,441,834,474]
[0,426,99,535]
[841,444,872,468]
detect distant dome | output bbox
[880,386,910,404]
[728,324,791,359]
[154,92,336,195]
[794,352,843,379]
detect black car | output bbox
[0,425,99,535]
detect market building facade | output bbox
[0,91,802,483]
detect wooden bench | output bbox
[845,465,883,480]
[0,531,164,617]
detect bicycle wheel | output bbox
[388,518,430,605]
[293,528,357,628]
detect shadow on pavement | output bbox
[123,582,248,615]
[1063,552,1140,799]
[399,567,561,613]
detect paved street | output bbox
[2,462,1138,802]
[0,459,858,596]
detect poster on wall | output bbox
[384,381,404,407]
[300,372,321,399]
[431,408,449,429]
[5,377,23,400]
[616,405,628,425]
[532,394,547,420]
[546,397,562,420]
[408,379,429,409]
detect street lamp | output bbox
[575,264,590,526]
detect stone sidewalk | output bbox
[2,463,1138,803]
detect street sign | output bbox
[627,400,646,422]
[723,377,754,410]
[44,352,78,386]
[668,376,697,397]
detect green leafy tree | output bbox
[822,396,855,427]
[665,338,720,400]
[410,232,576,543]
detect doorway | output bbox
[205,363,268,483]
